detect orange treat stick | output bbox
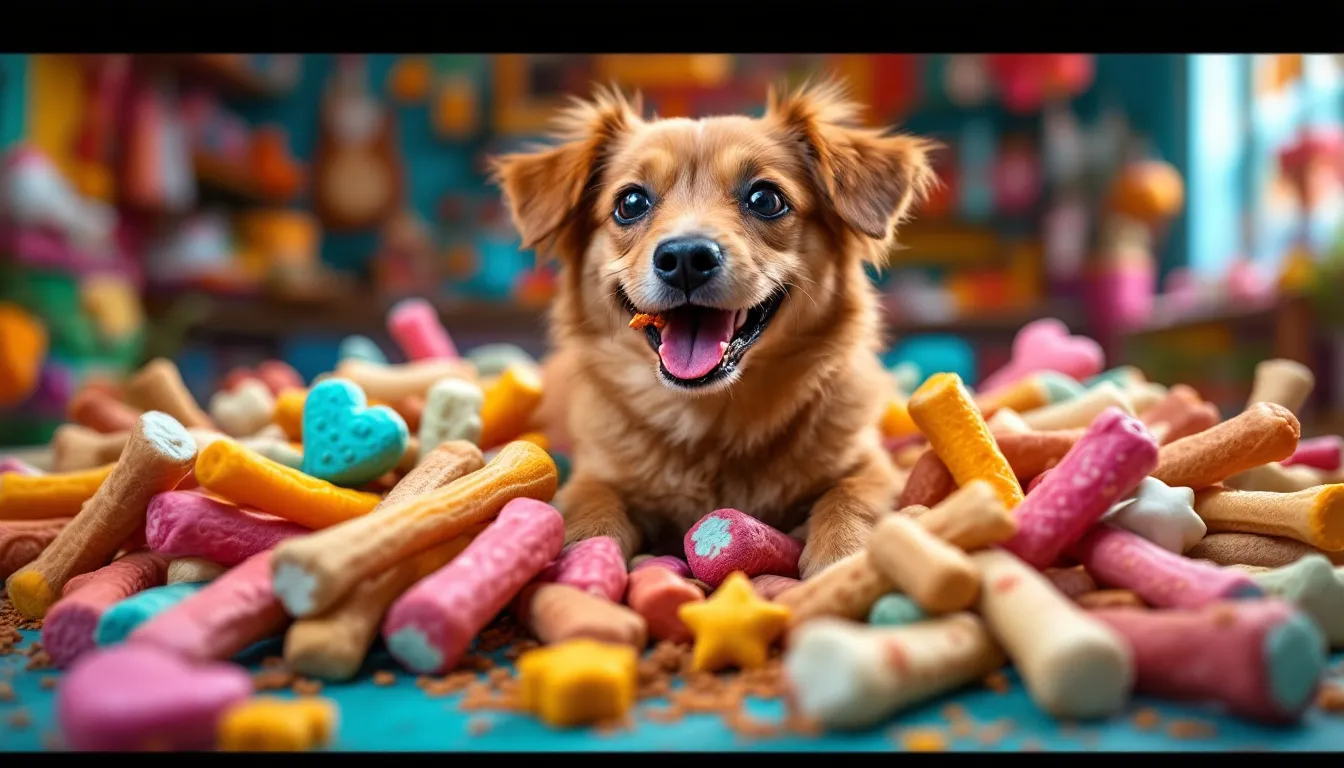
[67,389,142,434]
[478,364,544,450]
[1151,403,1301,491]
[880,399,918,439]
[125,358,215,430]
[194,439,381,530]
[907,372,1023,509]
[7,412,197,619]
[0,465,115,521]
[270,440,553,619]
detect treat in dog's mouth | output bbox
[619,287,787,388]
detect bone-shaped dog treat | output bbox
[194,439,382,530]
[270,440,536,618]
[1090,600,1325,724]
[146,491,309,567]
[1251,554,1344,647]
[384,498,565,673]
[388,296,460,361]
[1043,566,1097,598]
[1283,435,1343,472]
[867,514,980,614]
[784,613,1006,729]
[1102,476,1205,554]
[478,363,545,450]
[332,357,476,405]
[466,343,538,379]
[986,408,1031,435]
[1247,358,1314,415]
[1139,384,1221,445]
[516,582,648,648]
[1085,366,1146,390]
[530,535,628,601]
[124,358,215,430]
[51,425,129,471]
[0,518,69,579]
[630,555,694,579]
[1003,408,1158,568]
[283,529,480,681]
[7,413,195,619]
[1152,402,1301,490]
[912,480,1017,551]
[419,377,484,459]
[751,574,800,599]
[907,372,1023,509]
[977,318,1105,395]
[167,556,227,585]
[209,379,276,438]
[685,508,803,587]
[974,371,1083,419]
[57,644,254,751]
[43,549,168,668]
[1184,532,1332,569]
[867,593,926,626]
[1125,382,1169,415]
[128,550,289,662]
[1194,485,1344,551]
[94,582,205,647]
[1226,462,1324,494]
[1019,382,1135,432]
[972,548,1133,718]
[0,464,114,521]
[338,334,388,365]
[899,429,1082,509]
[67,388,142,434]
[1071,523,1263,609]
[624,566,704,642]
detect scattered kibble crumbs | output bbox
[261,656,286,669]
[38,676,57,690]
[975,720,1013,746]
[372,671,397,687]
[1131,708,1161,731]
[983,671,1010,694]
[7,709,31,729]
[466,717,492,737]
[593,715,633,735]
[724,709,779,739]
[1318,683,1344,712]
[24,649,51,671]
[898,727,949,752]
[252,669,295,692]
[950,719,975,738]
[0,682,13,702]
[1,597,42,632]
[642,705,684,723]
[1165,719,1218,740]
[292,678,324,696]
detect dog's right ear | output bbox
[490,86,642,263]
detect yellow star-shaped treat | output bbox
[516,639,639,728]
[678,571,792,672]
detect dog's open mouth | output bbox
[618,287,787,388]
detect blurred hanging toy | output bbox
[144,211,244,291]
[122,79,195,213]
[372,208,438,296]
[0,302,49,408]
[80,273,145,344]
[1277,128,1344,294]
[388,56,432,103]
[71,55,130,202]
[313,54,405,232]
[985,55,1094,114]
[237,210,347,301]
[0,145,117,254]
[249,126,306,201]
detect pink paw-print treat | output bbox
[683,508,803,588]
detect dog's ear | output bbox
[490,86,642,263]
[767,78,940,248]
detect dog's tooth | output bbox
[735,310,747,331]
[719,341,729,356]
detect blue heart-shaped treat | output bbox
[300,378,409,487]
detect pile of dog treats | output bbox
[3,306,1344,751]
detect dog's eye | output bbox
[745,182,789,219]
[614,189,652,224]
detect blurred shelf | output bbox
[192,153,289,207]
[133,54,290,100]
[884,301,1086,336]
[1124,294,1287,336]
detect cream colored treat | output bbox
[972,549,1134,718]
[332,358,476,404]
[1247,358,1314,415]
[1194,486,1344,551]
[912,480,1017,551]
[1102,477,1205,554]
[1225,463,1324,494]
[186,428,231,453]
[209,380,277,438]
[418,378,485,460]
[1020,382,1134,432]
[50,425,129,471]
[1252,554,1344,648]
[775,552,890,628]
[167,556,228,585]
[784,614,1006,729]
[867,514,980,614]
[987,408,1030,435]
[1126,382,1168,414]
[238,435,304,470]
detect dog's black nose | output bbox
[652,237,723,295]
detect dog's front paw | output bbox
[563,514,641,557]
[797,514,872,579]
[556,477,643,559]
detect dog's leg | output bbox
[798,449,899,579]
[555,474,643,559]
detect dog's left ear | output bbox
[490,86,642,263]
[767,79,940,246]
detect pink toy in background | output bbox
[145,491,310,567]
[1072,523,1263,609]
[976,317,1104,395]
[57,644,253,751]
[683,508,804,588]
[529,535,627,602]
[1281,435,1342,472]
[388,297,459,361]
[43,550,168,668]
[630,555,694,580]
[1225,259,1276,304]
[383,498,563,674]
[1082,263,1155,345]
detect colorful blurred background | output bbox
[2,53,1343,445]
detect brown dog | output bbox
[493,79,937,577]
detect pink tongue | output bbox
[659,309,736,379]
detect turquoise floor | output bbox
[3,627,1344,751]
